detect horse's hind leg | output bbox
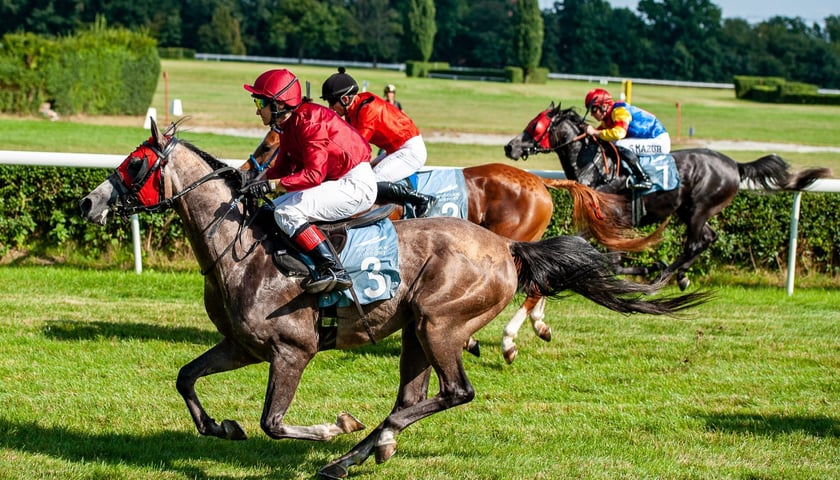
[528,296,551,342]
[502,295,546,364]
[176,338,260,440]
[320,327,433,478]
[656,223,718,290]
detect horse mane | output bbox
[165,118,243,185]
[555,106,583,124]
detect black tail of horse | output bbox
[738,154,831,191]
[511,236,712,315]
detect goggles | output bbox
[253,97,269,110]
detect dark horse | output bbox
[505,103,831,290]
[248,128,660,364]
[80,120,708,478]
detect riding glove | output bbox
[242,180,273,197]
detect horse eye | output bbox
[126,157,145,179]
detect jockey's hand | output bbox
[241,180,272,198]
[585,125,599,137]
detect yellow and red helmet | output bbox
[584,88,614,111]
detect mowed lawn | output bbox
[0,266,837,479]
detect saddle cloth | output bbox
[312,218,401,308]
[406,169,468,219]
[638,154,680,194]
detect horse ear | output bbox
[150,117,162,145]
[548,101,555,110]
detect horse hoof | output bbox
[318,463,348,479]
[375,429,397,464]
[221,419,248,440]
[536,325,552,342]
[503,346,518,365]
[337,412,366,433]
[678,276,691,291]
[465,338,481,357]
[375,442,397,464]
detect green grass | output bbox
[0,266,837,479]
[3,59,840,172]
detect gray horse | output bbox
[80,120,709,478]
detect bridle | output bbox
[523,109,587,158]
[113,135,239,218]
[111,132,259,275]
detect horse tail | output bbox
[541,178,664,253]
[738,154,832,191]
[511,236,712,315]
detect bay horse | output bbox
[247,128,660,364]
[505,103,832,290]
[80,120,709,478]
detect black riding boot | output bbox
[291,223,352,294]
[620,148,653,190]
[376,181,437,218]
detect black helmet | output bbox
[321,67,359,104]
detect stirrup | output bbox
[627,177,652,190]
[414,195,437,218]
[303,268,352,294]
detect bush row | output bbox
[733,75,840,105]
[405,61,548,84]
[544,187,839,275]
[1,164,837,276]
[0,24,159,116]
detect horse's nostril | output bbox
[79,197,91,215]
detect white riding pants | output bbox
[273,162,377,237]
[616,132,671,155]
[371,135,427,182]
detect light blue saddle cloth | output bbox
[316,218,400,308]
[639,154,680,193]
[407,169,468,219]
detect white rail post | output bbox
[786,192,802,296]
[131,214,142,274]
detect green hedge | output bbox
[733,75,840,105]
[544,188,839,275]
[158,47,196,59]
[0,24,159,116]
[405,61,450,77]
[0,166,184,260]
[1,164,838,276]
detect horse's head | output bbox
[504,102,586,161]
[80,119,237,225]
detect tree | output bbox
[513,0,544,81]
[197,4,246,54]
[448,0,514,68]
[432,0,468,62]
[356,0,403,65]
[270,0,340,61]
[637,0,723,81]
[406,0,436,61]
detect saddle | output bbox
[577,140,649,226]
[254,204,396,277]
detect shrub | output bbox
[0,22,159,116]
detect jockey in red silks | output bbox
[243,68,377,294]
[321,67,436,218]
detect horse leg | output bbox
[656,223,718,290]
[260,348,365,442]
[176,338,260,440]
[501,295,539,364]
[528,296,551,342]
[320,327,433,478]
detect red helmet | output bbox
[244,69,301,107]
[584,88,613,110]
